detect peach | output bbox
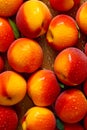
[54,47,87,86]
[0,0,23,17]
[22,106,56,130]
[0,106,18,130]
[55,89,87,123]
[83,79,87,97]
[7,38,43,73]
[46,15,79,51]
[76,1,87,35]
[83,114,87,130]
[64,123,84,130]
[27,69,61,106]
[84,42,87,55]
[16,0,52,38]
[0,71,27,105]
[49,0,80,12]
[0,56,4,72]
[0,17,14,52]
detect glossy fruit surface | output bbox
[55,89,87,123]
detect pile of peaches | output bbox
[1,0,87,130]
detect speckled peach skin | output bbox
[1,0,87,130]
[15,0,87,129]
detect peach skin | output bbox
[22,106,56,130]
[0,0,23,17]
[0,71,27,105]
[54,47,87,86]
[55,89,87,123]
[27,69,61,106]
[49,0,80,12]
[16,0,52,38]
[0,17,14,52]
[46,15,79,51]
[7,38,43,73]
[76,1,87,35]
[0,56,4,72]
[64,123,84,130]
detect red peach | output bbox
[54,47,87,86]
[55,89,87,123]
[64,123,84,130]
[46,15,79,51]
[83,114,87,130]
[49,0,80,12]
[84,43,87,56]
[76,1,87,35]
[0,56,4,72]
[16,0,52,38]
[83,79,87,97]
[0,106,18,130]
[55,123,84,130]
[27,69,61,106]
[0,17,14,52]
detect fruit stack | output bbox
[0,0,87,130]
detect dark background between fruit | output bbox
[1,0,87,130]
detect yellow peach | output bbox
[0,71,27,105]
[46,15,79,51]
[22,106,56,130]
[76,1,87,35]
[16,0,52,38]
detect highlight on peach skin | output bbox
[46,15,79,51]
[22,106,56,130]
[16,0,52,38]
[54,47,87,86]
[7,38,43,73]
[0,71,27,106]
[27,69,61,106]
[55,89,87,123]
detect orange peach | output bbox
[16,0,52,38]
[0,0,23,17]
[0,71,27,105]
[46,15,79,51]
[7,38,43,73]
[54,47,87,86]
[22,106,56,130]
[27,69,61,106]
[76,1,87,35]
[0,17,15,52]
[55,89,87,123]
[49,0,80,12]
